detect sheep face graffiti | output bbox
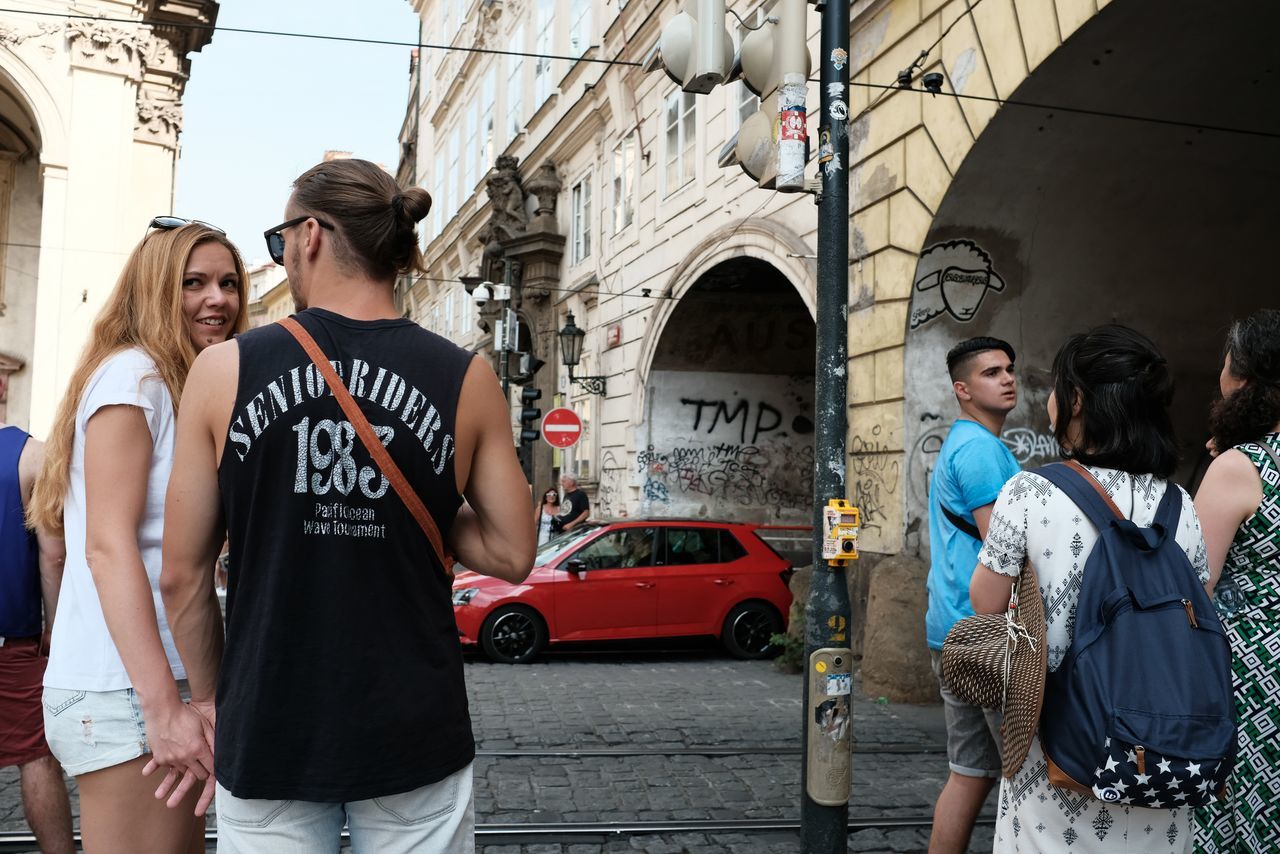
[909,240,1006,329]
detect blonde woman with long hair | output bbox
[28,220,248,853]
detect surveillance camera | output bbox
[473,282,492,308]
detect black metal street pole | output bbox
[499,261,512,400]
[801,0,850,848]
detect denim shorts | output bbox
[42,681,189,777]
[930,650,1002,778]
[216,763,475,854]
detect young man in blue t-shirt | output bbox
[925,337,1020,853]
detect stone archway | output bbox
[0,58,48,429]
[633,255,817,524]
[899,0,1280,543]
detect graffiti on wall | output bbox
[642,371,814,521]
[906,413,1060,514]
[910,240,1006,330]
[848,424,899,536]
[638,443,813,517]
[595,449,625,518]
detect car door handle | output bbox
[713,579,733,586]
[634,582,655,589]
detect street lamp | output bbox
[557,312,607,396]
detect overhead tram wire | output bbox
[0,6,644,68]
[3,7,1272,139]
[847,0,992,128]
[839,78,1280,140]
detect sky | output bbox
[174,0,420,268]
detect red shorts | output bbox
[0,637,52,768]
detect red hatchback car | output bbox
[452,519,796,663]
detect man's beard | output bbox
[288,244,306,310]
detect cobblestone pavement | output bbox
[0,646,994,852]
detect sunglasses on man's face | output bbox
[263,216,335,266]
[148,215,224,236]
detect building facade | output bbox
[402,0,1276,678]
[246,262,291,328]
[0,0,218,433]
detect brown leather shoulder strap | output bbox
[1064,459,1125,520]
[279,317,452,578]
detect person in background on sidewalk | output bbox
[1194,308,1280,851]
[925,336,1020,853]
[26,220,248,852]
[156,158,536,853]
[554,473,590,532]
[0,423,74,854]
[536,485,560,546]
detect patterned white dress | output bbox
[977,465,1209,852]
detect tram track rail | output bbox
[0,814,996,851]
[475,742,945,757]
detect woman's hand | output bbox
[141,699,217,816]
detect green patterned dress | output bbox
[1196,434,1280,852]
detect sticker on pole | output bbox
[541,407,583,449]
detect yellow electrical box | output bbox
[821,500,860,565]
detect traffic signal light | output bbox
[719,0,810,191]
[519,387,542,444]
[646,0,732,94]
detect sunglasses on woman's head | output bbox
[148,215,224,234]
[263,216,335,266]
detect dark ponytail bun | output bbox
[396,187,432,224]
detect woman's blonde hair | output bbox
[28,225,250,535]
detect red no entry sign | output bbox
[541,407,583,449]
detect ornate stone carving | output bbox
[66,18,145,77]
[476,155,528,281]
[139,33,180,75]
[136,90,182,146]
[475,0,504,48]
[523,162,563,234]
[0,18,60,53]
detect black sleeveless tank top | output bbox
[216,308,475,801]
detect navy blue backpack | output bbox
[1035,462,1236,808]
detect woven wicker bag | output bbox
[940,613,1012,709]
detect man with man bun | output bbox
[157,158,535,851]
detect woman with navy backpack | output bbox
[970,325,1211,852]
[1194,309,1280,852]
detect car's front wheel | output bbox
[721,601,783,660]
[480,605,547,664]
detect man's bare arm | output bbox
[563,507,589,531]
[160,343,235,706]
[450,358,536,582]
[18,439,64,634]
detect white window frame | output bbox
[664,89,697,194]
[480,68,496,177]
[445,291,456,336]
[571,172,592,265]
[464,103,478,193]
[610,133,636,235]
[569,0,592,56]
[433,152,446,236]
[447,128,461,219]
[506,26,525,141]
[534,0,554,106]
[456,284,468,334]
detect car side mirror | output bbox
[565,559,587,574]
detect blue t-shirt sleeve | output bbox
[951,437,1016,513]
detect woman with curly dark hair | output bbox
[1194,308,1280,851]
